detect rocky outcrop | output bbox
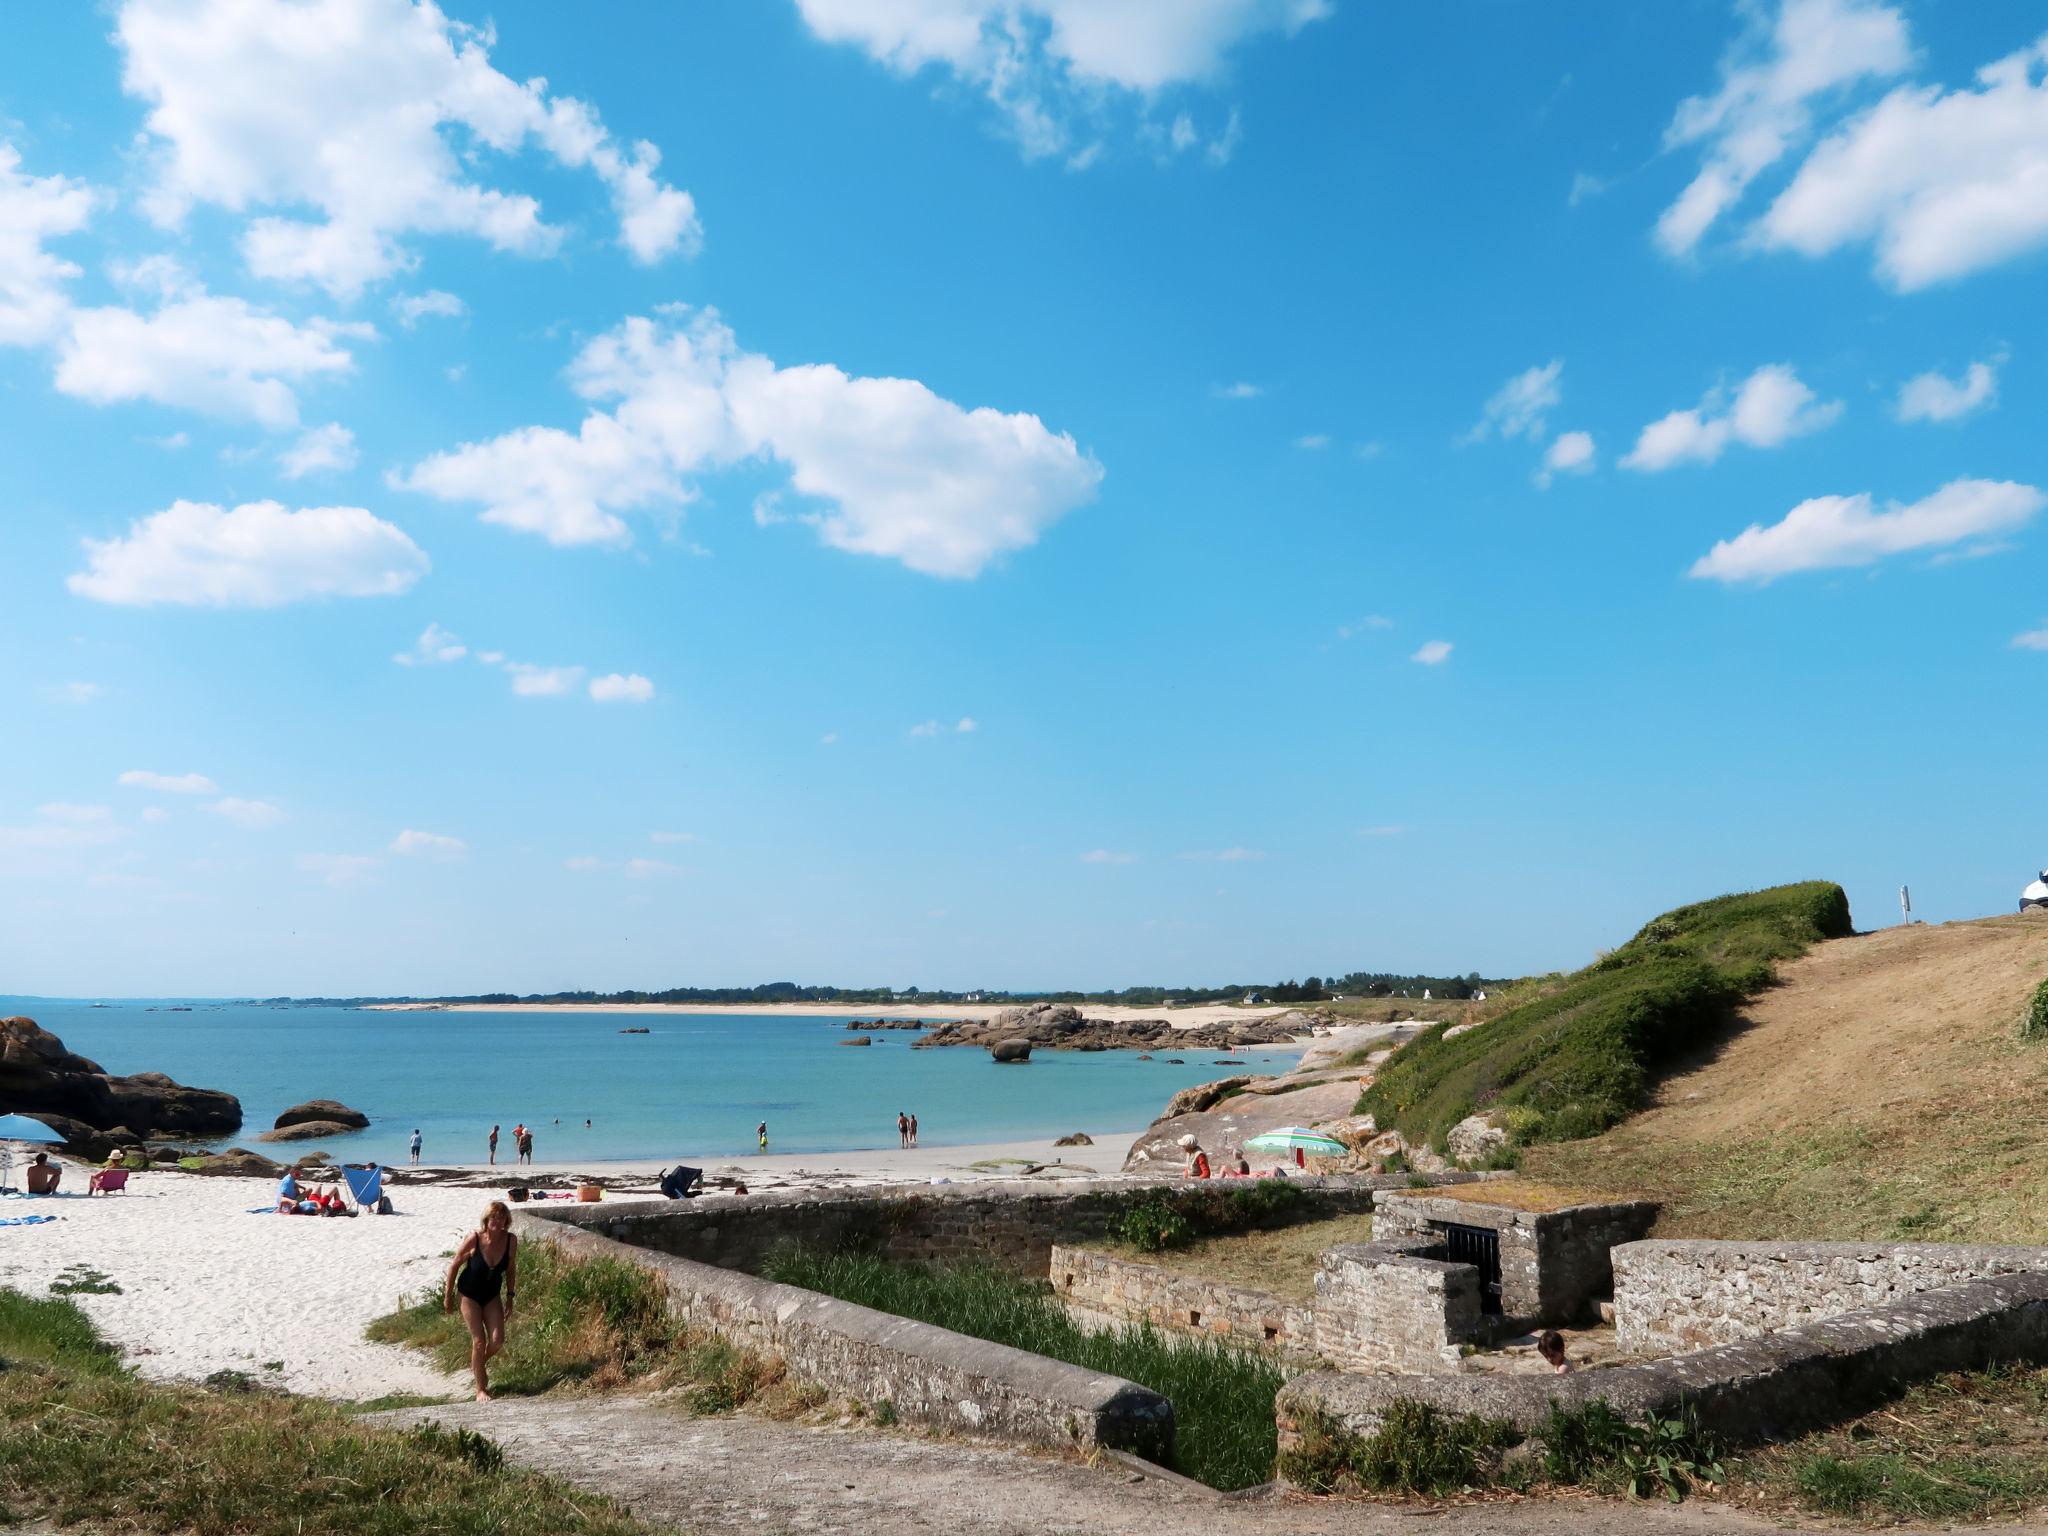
[0,1016,241,1144]
[1159,1076,1253,1119]
[841,1035,874,1047]
[1447,1113,1507,1163]
[990,1039,1032,1063]
[256,1120,361,1142]
[914,1002,1303,1053]
[1053,1132,1094,1147]
[846,1018,929,1030]
[274,1099,369,1131]
[182,1147,285,1177]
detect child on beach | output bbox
[444,1200,518,1401]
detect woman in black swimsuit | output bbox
[443,1200,518,1400]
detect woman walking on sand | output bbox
[444,1200,518,1401]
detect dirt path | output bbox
[378,1397,1790,1536]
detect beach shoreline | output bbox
[366,1000,1297,1028]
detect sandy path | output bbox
[381,1397,1786,1536]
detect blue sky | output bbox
[3,0,2045,996]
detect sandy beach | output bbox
[0,1130,1137,1400]
[369,1000,1298,1028]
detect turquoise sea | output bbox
[0,998,1301,1165]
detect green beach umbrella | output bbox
[1242,1126,1349,1157]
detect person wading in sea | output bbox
[444,1200,518,1401]
[896,1110,909,1147]
[908,1113,918,1147]
[487,1124,499,1166]
[757,1120,769,1152]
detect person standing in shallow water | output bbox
[908,1113,918,1147]
[487,1124,499,1165]
[757,1121,769,1152]
[409,1128,422,1166]
[444,1199,518,1401]
[896,1111,908,1148]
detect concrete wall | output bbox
[1372,1193,1657,1321]
[516,1210,1174,1460]
[1050,1244,1312,1355]
[1279,1270,2048,1465]
[1614,1239,2048,1354]
[1310,1241,1483,1372]
[530,1175,1381,1279]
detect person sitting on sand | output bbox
[276,1167,302,1212]
[444,1200,518,1401]
[26,1152,61,1195]
[1537,1330,1571,1375]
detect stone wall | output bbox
[531,1175,1382,1279]
[516,1210,1174,1459]
[1310,1241,1486,1371]
[1279,1270,2048,1464]
[1372,1193,1657,1321]
[1050,1244,1312,1355]
[1614,1239,2048,1354]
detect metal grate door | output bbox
[1442,1222,1503,1313]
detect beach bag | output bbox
[376,1195,393,1214]
[508,1186,529,1203]
[575,1182,602,1203]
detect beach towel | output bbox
[0,1215,57,1227]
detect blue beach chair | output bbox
[341,1164,387,1213]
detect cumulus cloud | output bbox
[402,309,1101,577]
[1465,360,1561,444]
[1537,430,1596,487]
[1759,33,2048,288]
[116,0,699,297]
[789,0,1328,160]
[54,292,357,428]
[393,622,467,665]
[505,662,585,697]
[207,796,286,829]
[392,289,466,327]
[1622,364,1842,471]
[0,142,93,347]
[2013,625,2048,651]
[1079,848,1137,864]
[1336,615,1392,639]
[390,828,466,858]
[588,671,654,703]
[119,769,218,794]
[1655,0,1911,258]
[1411,640,1453,665]
[1689,477,2046,582]
[1180,847,1265,862]
[279,422,358,478]
[68,499,429,607]
[1895,358,2001,423]
[909,717,977,737]
[1293,433,1330,450]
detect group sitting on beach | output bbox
[275,1167,352,1216]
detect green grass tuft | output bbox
[1360,881,1851,1149]
[1279,1402,1519,1495]
[2022,977,2048,1041]
[0,1288,124,1375]
[761,1245,1283,1492]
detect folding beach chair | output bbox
[87,1167,130,1195]
[341,1164,387,1213]
[658,1165,702,1199]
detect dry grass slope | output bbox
[1528,913,2048,1241]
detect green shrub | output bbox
[1115,1181,1313,1252]
[1118,1200,1194,1252]
[1361,882,1851,1148]
[2022,979,2048,1042]
[1279,1402,1518,1495]
[1500,1105,1546,1143]
[1541,1399,1724,1502]
[761,1246,1283,1491]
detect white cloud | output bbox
[1537,429,1596,487]
[624,856,676,878]
[69,499,429,607]
[116,0,699,297]
[1213,381,1262,399]
[1336,614,1392,639]
[588,671,655,703]
[140,806,170,824]
[1656,0,1911,258]
[390,828,466,858]
[402,310,1101,577]
[0,142,93,347]
[278,422,358,478]
[48,681,106,704]
[2013,625,2048,651]
[393,621,467,665]
[954,716,978,734]
[1180,847,1265,862]
[208,796,286,829]
[1466,360,1561,443]
[1293,433,1330,450]
[1690,477,2046,582]
[505,663,585,697]
[1622,364,1842,471]
[790,0,1327,160]
[1759,33,2048,288]
[393,289,466,327]
[119,769,218,795]
[298,851,377,885]
[150,431,191,450]
[1079,848,1137,864]
[55,293,357,428]
[1411,640,1453,665]
[1895,358,2001,423]
[909,717,977,737]
[0,803,121,851]
[820,731,839,745]
[1356,824,1405,837]
[563,855,603,871]
[649,830,695,845]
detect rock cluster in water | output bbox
[911,1001,1313,1053]
[0,1015,242,1148]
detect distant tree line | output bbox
[271,969,1508,1008]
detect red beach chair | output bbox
[87,1168,131,1195]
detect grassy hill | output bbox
[1358,881,1853,1152]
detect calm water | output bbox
[0,998,1299,1164]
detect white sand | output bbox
[0,1131,1137,1400]
[370,1000,1294,1028]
